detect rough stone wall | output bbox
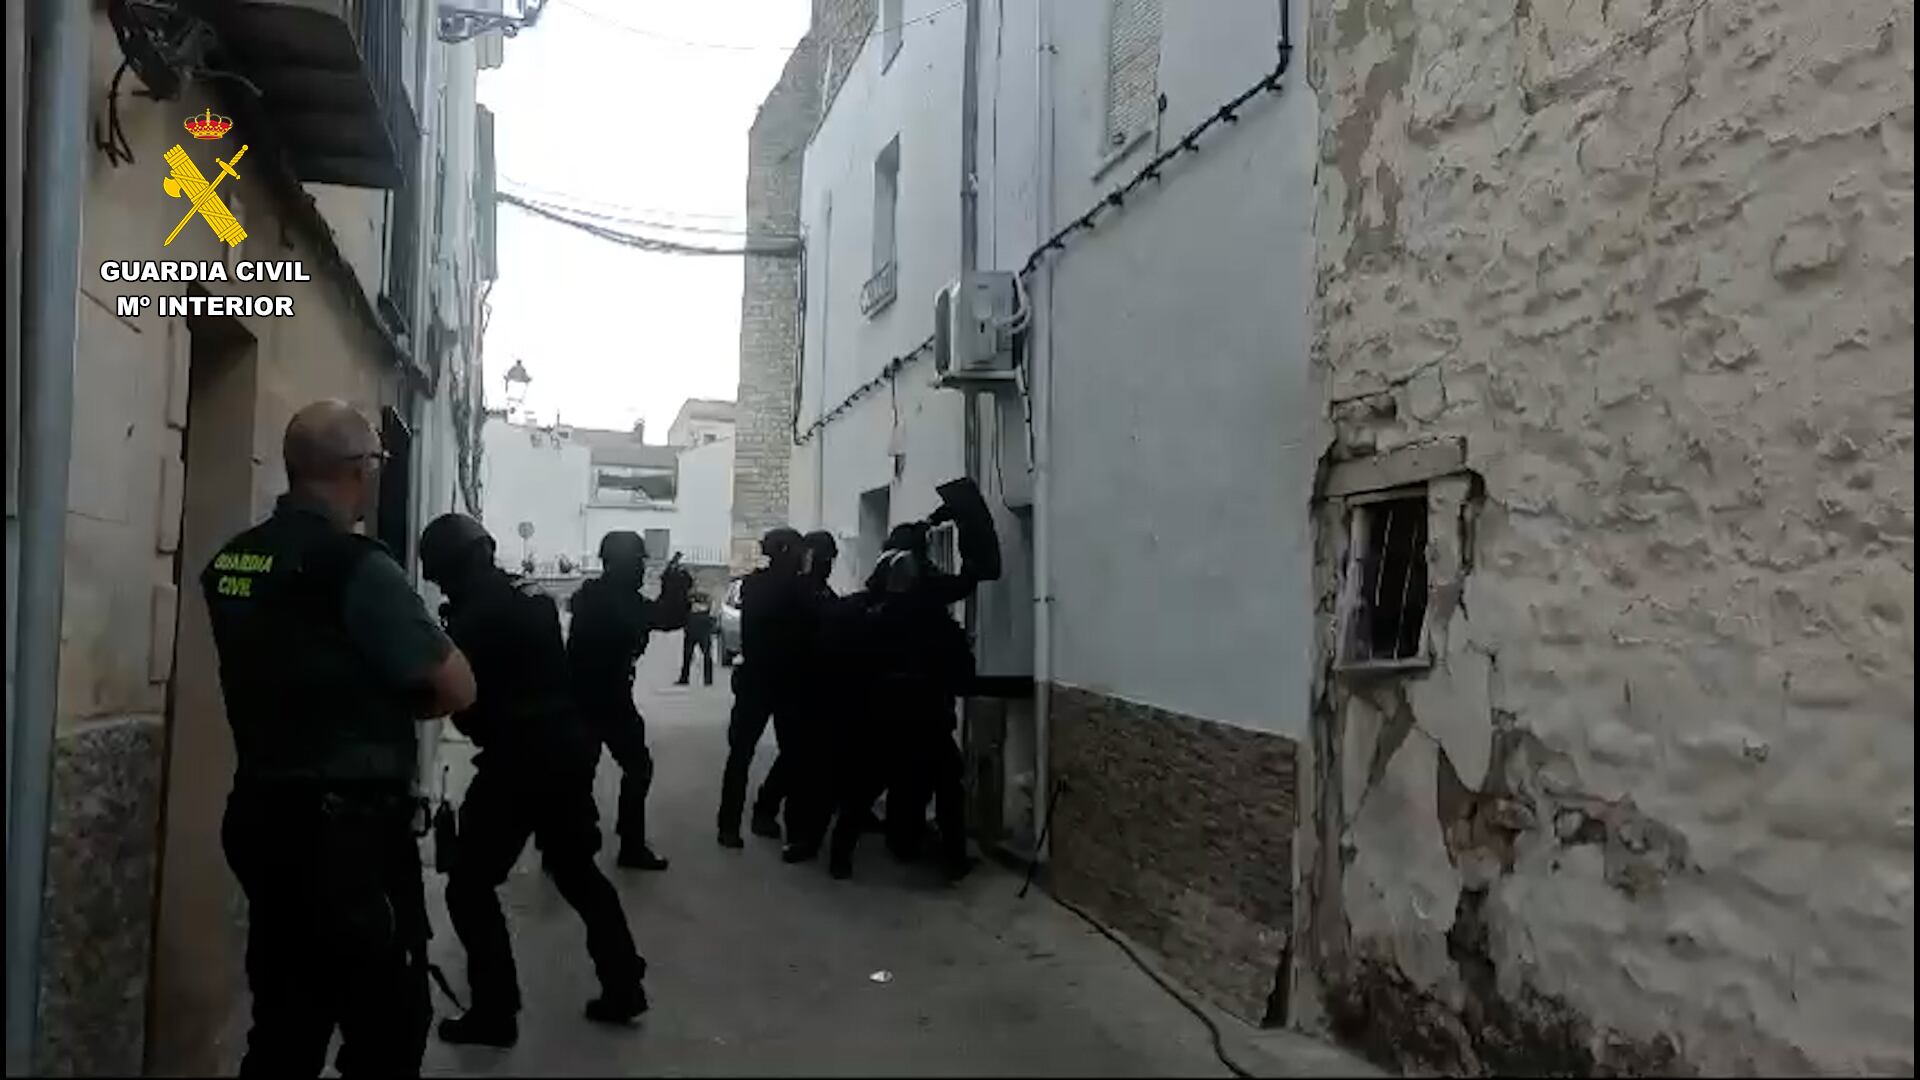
[1302,0,1914,1075]
[1049,685,1298,1025]
[813,0,878,117]
[732,36,823,573]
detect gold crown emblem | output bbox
[184,109,234,141]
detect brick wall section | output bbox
[731,35,823,573]
[813,0,877,115]
[1048,684,1298,1024]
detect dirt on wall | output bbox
[1298,0,1914,1071]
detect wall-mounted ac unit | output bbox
[933,271,1020,391]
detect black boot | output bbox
[438,1010,519,1048]
[828,851,853,880]
[617,844,670,871]
[780,843,818,864]
[717,828,745,849]
[749,811,783,840]
[584,983,649,1025]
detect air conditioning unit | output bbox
[933,271,1020,391]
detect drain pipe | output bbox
[1028,0,1056,864]
[6,0,91,1072]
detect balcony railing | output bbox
[203,0,418,189]
[860,259,899,317]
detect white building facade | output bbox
[788,0,1318,1027]
[482,400,737,574]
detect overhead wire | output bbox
[499,174,755,225]
[558,0,967,53]
[497,191,803,257]
[501,187,802,243]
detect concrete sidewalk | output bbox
[420,642,1376,1078]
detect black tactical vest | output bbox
[201,500,417,786]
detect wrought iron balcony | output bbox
[201,0,417,190]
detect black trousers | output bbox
[583,688,655,850]
[445,757,644,1016]
[679,628,714,685]
[223,785,431,1078]
[833,723,965,869]
[718,669,802,834]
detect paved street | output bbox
[420,641,1372,1078]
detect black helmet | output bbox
[760,527,803,559]
[598,530,647,565]
[420,513,495,585]
[803,530,838,559]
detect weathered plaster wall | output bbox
[38,20,412,1074]
[1303,0,1914,1074]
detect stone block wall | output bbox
[1048,684,1298,1025]
[1302,0,1914,1074]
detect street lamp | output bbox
[503,360,531,413]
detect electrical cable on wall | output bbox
[793,18,1294,445]
[1016,779,1256,1080]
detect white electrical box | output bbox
[933,271,1020,390]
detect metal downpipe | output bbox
[5,0,91,1071]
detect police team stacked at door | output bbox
[198,400,1003,1076]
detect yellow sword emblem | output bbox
[162,143,249,248]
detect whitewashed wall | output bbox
[790,0,968,586]
[984,0,1321,740]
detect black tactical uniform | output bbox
[826,551,977,880]
[773,531,844,858]
[872,480,1001,859]
[423,515,647,1047]
[567,531,668,870]
[716,528,816,846]
[202,491,448,1077]
[679,599,716,686]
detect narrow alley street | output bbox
[422,644,1369,1079]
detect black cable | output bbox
[798,28,1295,446]
[500,191,804,257]
[97,58,138,167]
[1048,891,1256,1080]
[1016,780,1255,1079]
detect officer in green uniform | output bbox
[420,513,649,1048]
[202,400,477,1078]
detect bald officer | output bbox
[202,400,476,1077]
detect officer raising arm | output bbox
[201,400,475,1078]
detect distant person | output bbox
[201,400,476,1076]
[678,591,716,687]
[567,530,671,870]
[656,551,694,631]
[421,515,648,1049]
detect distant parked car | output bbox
[717,577,744,666]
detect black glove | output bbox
[927,504,955,526]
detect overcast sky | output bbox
[477,0,812,439]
